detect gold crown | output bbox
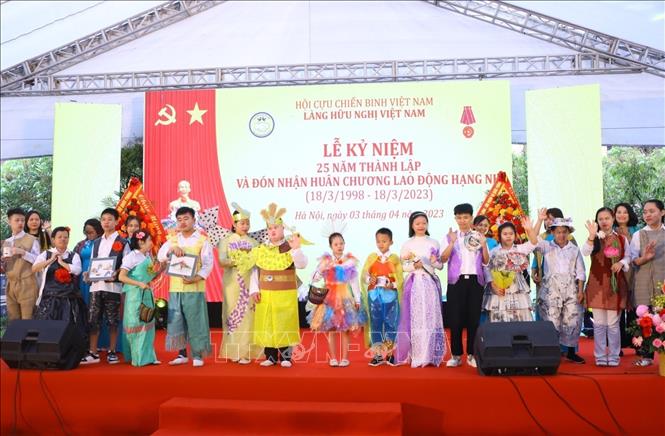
[260,203,286,226]
[231,202,250,223]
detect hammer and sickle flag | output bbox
[155,104,176,126]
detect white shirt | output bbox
[157,230,214,279]
[440,230,485,274]
[35,249,82,305]
[401,236,442,274]
[90,231,131,294]
[629,224,665,261]
[249,240,308,295]
[580,232,631,272]
[34,248,82,276]
[121,250,148,271]
[535,239,586,282]
[4,231,41,264]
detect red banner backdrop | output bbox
[144,89,233,302]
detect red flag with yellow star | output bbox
[144,90,232,301]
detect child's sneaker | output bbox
[280,360,292,368]
[169,355,189,365]
[369,355,385,367]
[387,355,396,366]
[446,356,462,367]
[81,351,100,365]
[107,351,120,364]
[466,355,477,368]
[192,358,204,367]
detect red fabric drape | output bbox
[144,89,232,302]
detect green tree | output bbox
[511,150,529,215]
[101,139,144,207]
[603,147,665,216]
[0,157,53,239]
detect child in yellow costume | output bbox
[250,204,308,368]
[361,228,403,366]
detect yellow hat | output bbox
[260,203,286,226]
[231,202,250,223]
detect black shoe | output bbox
[107,350,120,364]
[619,350,624,357]
[566,353,586,364]
[386,355,396,366]
[81,351,100,364]
[369,355,385,367]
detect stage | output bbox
[1,329,663,436]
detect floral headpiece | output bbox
[260,203,286,226]
[231,202,251,223]
[549,217,575,232]
[136,231,147,239]
[320,219,347,239]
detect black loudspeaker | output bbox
[474,321,561,376]
[1,320,85,370]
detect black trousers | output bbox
[445,275,484,357]
[265,346,292,362]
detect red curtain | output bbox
[144,89,232,302]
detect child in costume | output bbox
[2,208,40,321]
[250,203,308,368]
[395,211,446,367]
[361,227,403,366]
[484,215,539,322]
[217,203,262,364]
[157,206,213,367]
[582,208,630,367]
[119,231,163,367]
[535,217,586,364]
[441,203,490,368]
[308,230,365,367]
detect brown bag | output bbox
[138,288,155,323]
[308,285,329,305]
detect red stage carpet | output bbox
[2,329,663,435]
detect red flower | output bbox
[54,268,72,284]
[639,317,653,328]
[642,327,652,338]
[112,241,124,252]
[659,309,665,317]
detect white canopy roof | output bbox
[1,1,663,159]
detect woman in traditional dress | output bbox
[395,211,446,367]
[118,231,162,366]
[217,204,262,364]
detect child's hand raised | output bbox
[585,220,598,240]
[538,208,548,221]
[447,228,457,243]
[521,216,533,229]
